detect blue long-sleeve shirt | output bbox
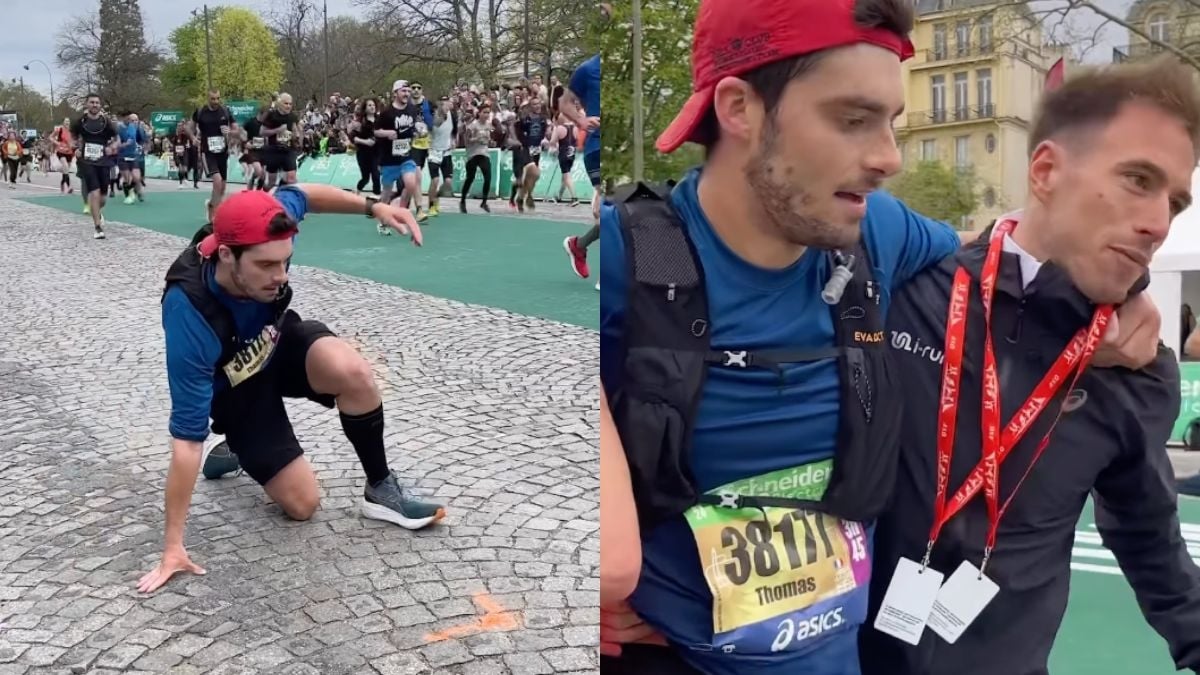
[162,186,309,441]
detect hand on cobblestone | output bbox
[136,544,207,594]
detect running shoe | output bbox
[525,194,535,211]
[362,472,445,530]
[480,202,490,213]
[564,236,589,278]
[378,223,392,236]
[124,195,135,205]
[429,204,440,217]
[459,200,467,214]
[83,204,90,214]
[201,437,241,479]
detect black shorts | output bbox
[427,153,454,180]
[262,149,298,174]
[512,148,528,177]
[239,150,260,165]
[204,152,230,179]
[19,154,31,165]
[559,151,576,174]
[209,311,337,486]
[410,148,428,169]
[78,162,111,194]
[584,150,600,188]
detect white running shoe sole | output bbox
[361,499,445,530]
[200,435,227,466]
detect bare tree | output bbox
[355,0,520,85]
[55,13,104,107]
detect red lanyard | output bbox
[923,218,1113,573]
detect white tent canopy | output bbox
[1145,167,1200,356]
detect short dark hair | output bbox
[1028,54,1200,157]
[86,93,101,102]
[693,0,913,150]
[226,212,297,260]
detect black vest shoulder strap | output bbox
[163,229,240,364]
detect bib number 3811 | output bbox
[686,502,871,654]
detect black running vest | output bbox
[610,182,903,532]
[161,223,293,379]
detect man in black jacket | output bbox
[861,56,1200,674]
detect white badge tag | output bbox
[392,138,411,156]
[84,143,104,160]
[927,560,999,644]
[207,135,226,153]
[873,557,944,646]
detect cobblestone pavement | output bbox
[0,188,599,674]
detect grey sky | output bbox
[1,0,362,98]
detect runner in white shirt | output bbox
[425,97,456,218]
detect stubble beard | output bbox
[745,121,859,251]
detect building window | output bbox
[976,68,993,117]
[983,187,996,208]
[898,141,907,165]
[985,133,996,153]
[931,74,946,122]
[933,24,947,60]
[1149,13,1170,43]
[921,139,937,161]
[955,135,970,168]
[954,72,969,120]
[956,21,971,56]
[979,15,993,51]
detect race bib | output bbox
[684,461,871,655]
[175,145,185,155]
[564,145,576,158]
[277,130,291,144]
[392,139,411,156]
[429,149,445,163]
[207,136,226,153]
[250,137,265,149]
[84,143,104,160]
[529,146,541,157]
[222,325,281,388]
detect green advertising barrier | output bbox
[1173,361,1200,445]
[147,147,592,203]
[227,101,259,125]
[150,111,185,135]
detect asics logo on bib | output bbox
[770,607,846,652]
[222,325,280,387]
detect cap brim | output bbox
[656,87,715,154]
[197,233,218,258]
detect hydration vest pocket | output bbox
[818,344,902,523]
[617,344,706,533]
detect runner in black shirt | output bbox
[239,107,268,191]
[69,93,119,240]
[192,89,235,219]
[374,80,427,224]
[260,93,300,190]
[515,97,551,212]
[170,122,199,190]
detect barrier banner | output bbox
[1174,361,1200,445]
[227,101,259,125]
[150,111,185,135]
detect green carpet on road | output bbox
[1051,495,1200,675]
[23,191,598,329]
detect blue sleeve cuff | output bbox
[274,185,310,222]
